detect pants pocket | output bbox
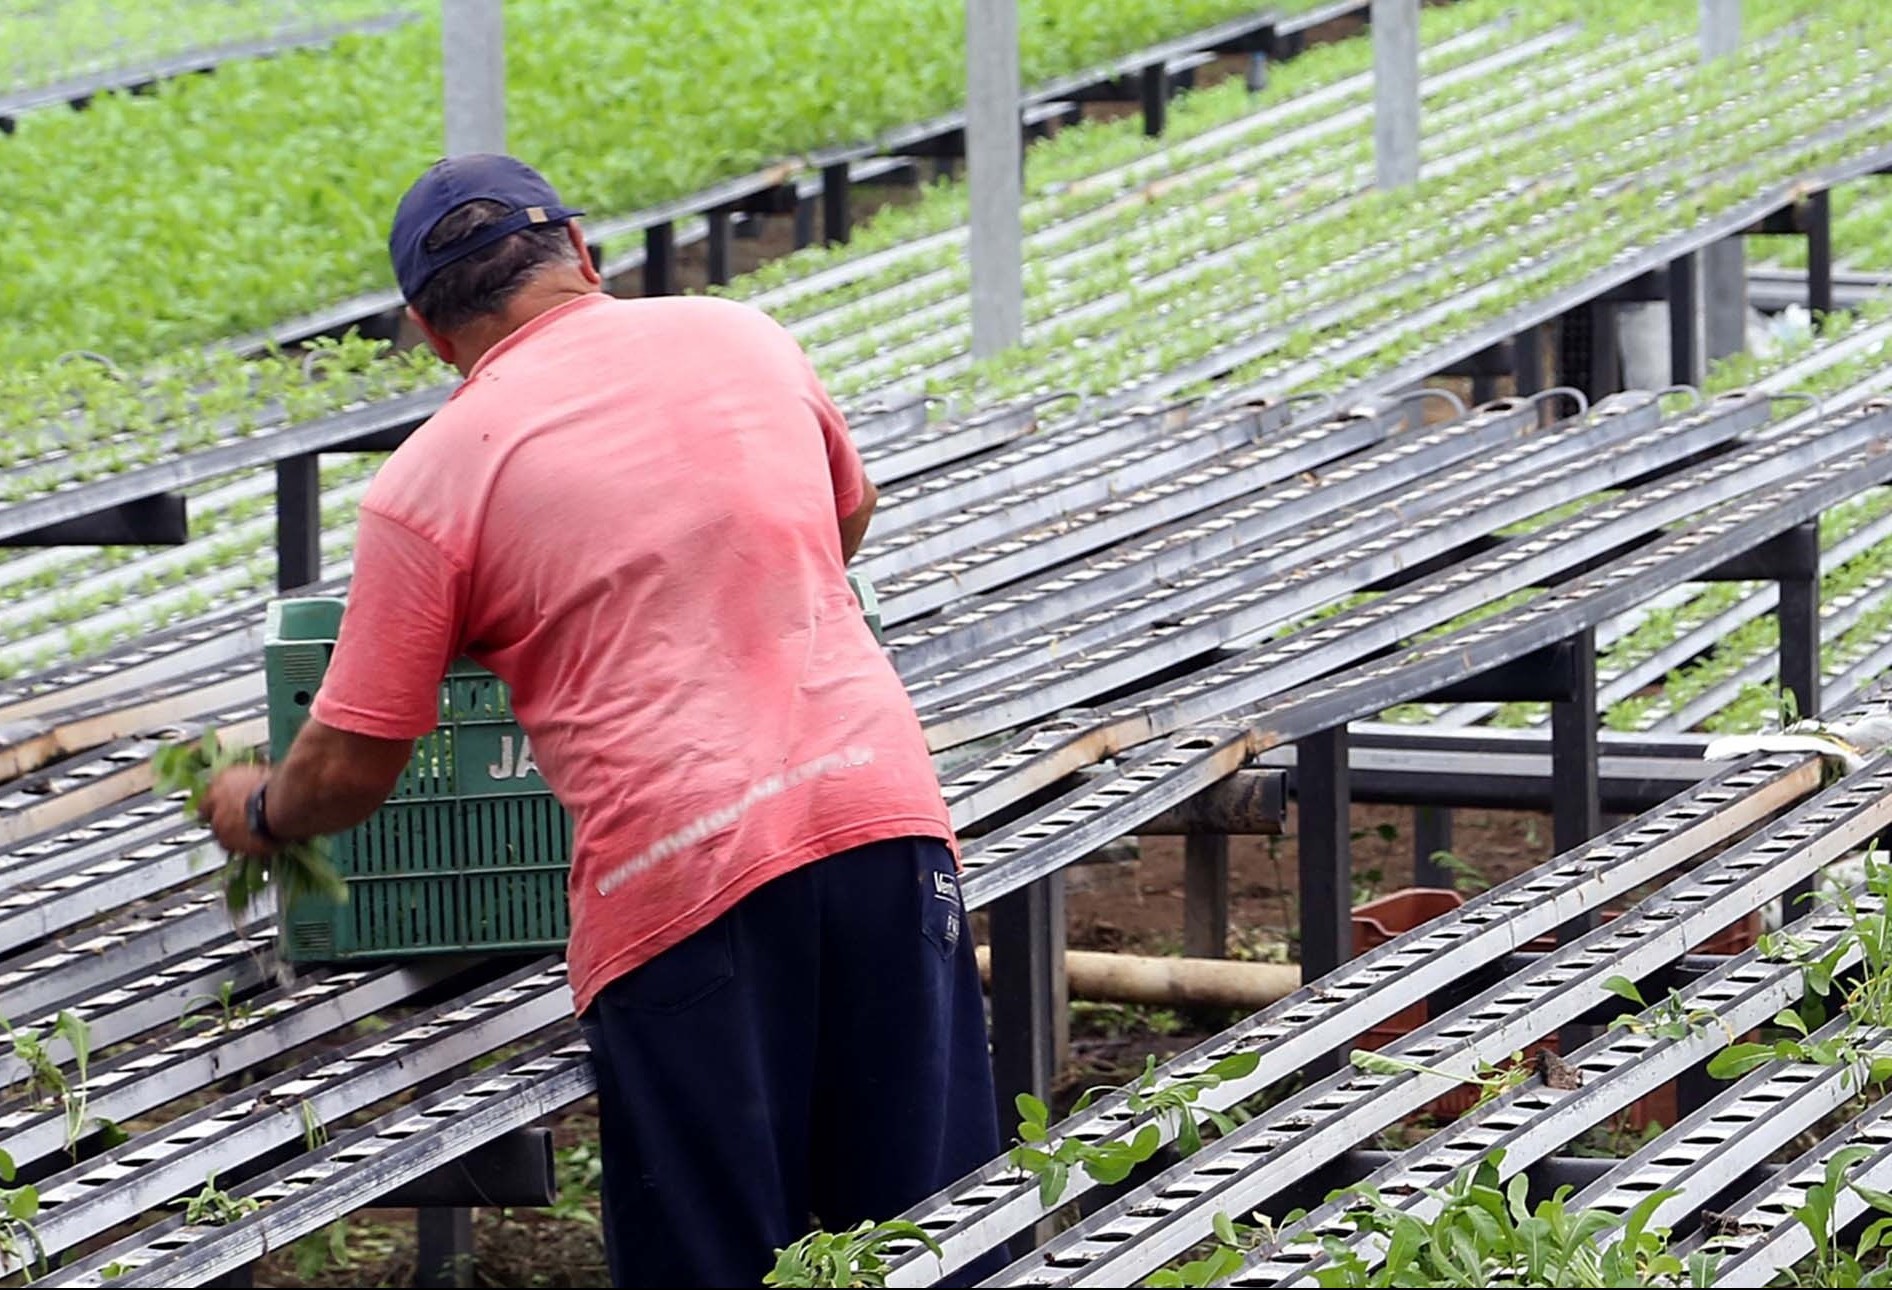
[918,846,965,961]
[606,918,736,1014]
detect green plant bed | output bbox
[0,0,1347,371]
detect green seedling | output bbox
[151,729,347,920]
[1349,1048,1531,1110]
[1602,976,1735,1042]
[1427,850,1490,895]
[179,980,251,1035]
[1711,848,1892,1090]
[0,1148,45,1279]
[1009,1050,1261,1206]
[299,1099,328,1152]
[764,1220,942,1288]
[1712,1144,1892,1288]
[1146,1212,1273,1287]
[291,1219,356,1282]
[182,1173,260,1227]
[1309,1151,1717,1287]
[4,1010,95,1157]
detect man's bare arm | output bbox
[202,719,414,854]
[839,478,879,564]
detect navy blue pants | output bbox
[578,836,1002,1288]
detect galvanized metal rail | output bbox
[940,398,1892,840]
[886,393,1567,677]
[40,1035,596,1288]
[1678,1093,1892,1280]
[0,887,258,1027]
[0,960,570,1279]
[877,746,1821,1282]
[1231,898,1884,1282]
[872,399,1390,622]
[983,754,1892,1286]
[0,960,454,1170]
[0,924,273,1087]
[903,391,1719,728]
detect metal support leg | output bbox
[1551,628,1602,864]
[1808,189,1834,322]
[415,1207,475,1289]
[1140,63,1167,137]
[276,453,320,592]
[792,196,815,250]
[1298,727,1352,981]
[1245,51,1269,92]
[705,209,733,286]
[1703,236,1748,364]
[642,222,675,297]
[1778,519,1822,925]
[1777,520,1822,722]
[1553,628,1600,1053]
[1299,725,1351,1077]
[205,1265,255,1289]
[990,874,1066,1122]
[1585,300,1622,402]
[822,162,851,245]
[1668,250,1700,387]
[1413,807,1452,890]
[1514,323,1545,401]
[1183,834,1230,959]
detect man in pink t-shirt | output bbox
[203,155,999,1288]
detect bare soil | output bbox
[1070,803,1553,957]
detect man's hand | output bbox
[200,763,275,857]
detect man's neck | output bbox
[451,278,602,375]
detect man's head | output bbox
[389,154,603,373]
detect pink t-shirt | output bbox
[310,292,954,1014]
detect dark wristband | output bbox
[246,781,281,845]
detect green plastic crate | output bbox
[265,597,574,963]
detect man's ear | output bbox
[568,219,603,286]
[408,305,456,365]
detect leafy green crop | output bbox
[0,1148,44,1281]
[1349,1048,1531,1111]
[764,1220,942,1288]
[3,1010,95,1159]
[1008,1049,1261,1206]
[1774,1145,1892,1288]
[1706,849,1892,1093]
[0,0,1351,370]
[150,728,347,919]
[181,1172,261,1227]
[1308,1151,1717,1287]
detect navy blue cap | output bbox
[388,154,584,301]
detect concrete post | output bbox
[1700,0,1746,363]
[967,0,1024,357]
[442,0,505,156]
[1372,0,1420,189]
